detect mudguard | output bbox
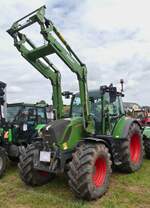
[35,124,46,131]
[82,137,111,147]
[112,116,141,140]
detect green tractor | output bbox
[8,6,144,200]
[6,102,48,144]
[0,83,48,177]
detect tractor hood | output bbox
[41,117,85,150]
[42,118,71,144]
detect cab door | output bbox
[108,96,124,132]
[37,107,47,124]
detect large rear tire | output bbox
[118,122,144,173]
[144,139,150,159]
[0,147,7,178]
[68,143,112,200]
[18,144,53,186]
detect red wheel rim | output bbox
[130,133,141,164]
[92,157,107,187]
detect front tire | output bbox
[118,122,144,173]
[0,147,7,178]
[18,144,53,186]
[68,143,112,200]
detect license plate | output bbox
[40,151,51,162]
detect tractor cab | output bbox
[6,103,48,144]
[71,85,125,135]
[7,103,47,125]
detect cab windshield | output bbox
[71,96,82,117]
[7,106,37,124]
[71,95,102,122]
[7,105,47,124]
[7,106,22,123]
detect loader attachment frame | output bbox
[7,5,94,133]
[7,6,63,119]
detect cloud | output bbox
[0,0,150,106]
[8,86,23,93]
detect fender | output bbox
[82,137,122,165]
[35,124,46,131]
[82,137,112,150]
[112,116,141,139]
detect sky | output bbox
[1,0,150,105]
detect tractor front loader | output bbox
[8,6,144,200]
[1,4,69,179]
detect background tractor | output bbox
[0,82,48,177]
[6,102,48,145]
[126,107,150,159]
[0,81,7,177]
[8,6,144,201]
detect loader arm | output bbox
[7,6,94,133]
[7,10,63,119]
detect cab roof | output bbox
[75,88,123,98]
[75,90,100,98]
[7,103,47,107]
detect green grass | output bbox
[0,160,150,208]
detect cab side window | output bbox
[109,97,120,116]
[90,98,102,122]
[37,108,46,124]
[27,107,36,124]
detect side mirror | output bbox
[100,84,117,103]
[109,87,117,103]
[89,96,94,102]
[62,91,73,99]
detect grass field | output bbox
[0,159,150,208]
